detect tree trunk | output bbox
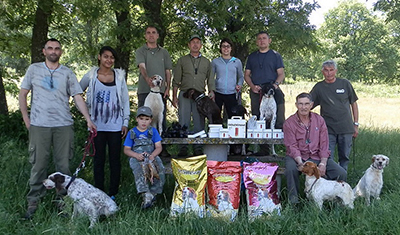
[226,16,249,64]
[113,0,133,81]
[234,43,249,66]
[141,0,165,46]
[0,66,8,115]
[31,0,54,63]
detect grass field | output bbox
[1,82,400,234]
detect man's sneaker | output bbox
[24,201,38,220]
[141,192,154,209]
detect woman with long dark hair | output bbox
[80,46,130,200]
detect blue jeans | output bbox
[328,133,353,171]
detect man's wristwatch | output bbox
[274,81,280,85]
[353,122,359,126]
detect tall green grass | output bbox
[0,126,399,234]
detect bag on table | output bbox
[206,160,242,221]
[170,155,207,218]
[243,162,281,221]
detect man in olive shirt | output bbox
[172,34,215,156]
[136,26,173,157]
[136,26,173,124]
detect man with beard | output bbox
[19,38,96,219]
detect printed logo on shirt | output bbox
[96,90,111,103]
[336,89,345,94]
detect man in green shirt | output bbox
[136,26,173,124]
[172,34,215,156]
[136,26,173,157]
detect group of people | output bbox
[19,26,359,218]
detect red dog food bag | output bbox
[206,160,242,221]
[243,162,281,220]
[170,155,208,218]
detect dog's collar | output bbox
[66,175,77,190]
[305,178,319,194]
[371,164,383,170]
[195,93,206,102]
[150,90,161,94]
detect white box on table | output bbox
[262,129,272,139]
[256,120,266,129]
[220,129,229,138]
[247,129,255,138]
[227,116,246,138]
[253,130,263,139]
[272,129,284,139]
[208,124,222,138]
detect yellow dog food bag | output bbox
[170,155,207,217]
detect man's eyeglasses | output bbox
[221,45,231,48]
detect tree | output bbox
[31,0,54,63]
[375,0,400,23]
[112,0,137,79]
[171,0,319,63]
[317,0,399,83]
[0,68,8,115]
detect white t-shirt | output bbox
[20,62,83,127]
[92,79,123,131]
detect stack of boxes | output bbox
[207,116,284,139]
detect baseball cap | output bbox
[136,106,153,117]
[189,34,202,42]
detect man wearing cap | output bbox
[124,106,165,209]
[172,34,215,156]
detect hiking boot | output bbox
[24,201,38,220]
[141,192,155,209]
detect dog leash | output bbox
[66,130,97,189]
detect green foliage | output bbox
[0,111,28,141]
[317,0,399,84]
[1,126,400,233]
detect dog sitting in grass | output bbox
[353,154,390,205]
[43,172,118,228]
[301,161,354,210]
